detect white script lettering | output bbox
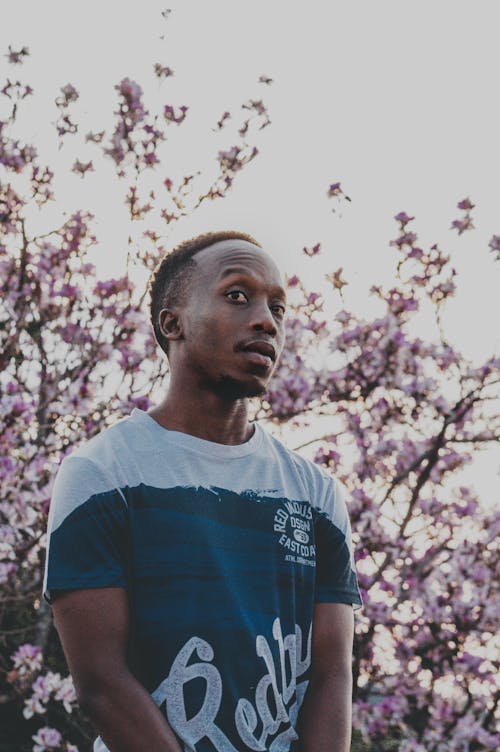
[152,619,312,752]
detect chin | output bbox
[215,375,267,400]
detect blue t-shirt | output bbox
[44,408,362,752]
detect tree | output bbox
[1,41,499,752]
[262,205,500,751]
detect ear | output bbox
[158,308,183,343]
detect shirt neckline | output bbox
[129,408,263,458]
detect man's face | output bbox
[167,239,287,398]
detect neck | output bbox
[147,375,254,446]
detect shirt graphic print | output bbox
[44,408,362,752]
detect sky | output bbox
[2,0,499,497]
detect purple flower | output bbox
[12,644,42,675]
[154,63,174,80]
[129,395,153,411]
[302,242,321,257]
[451,215,474,234]
[5,45,30,64]
[215,111,231,130]
[457,196,474,210]
[390,231,418,248]
[85,130,105,143]
[163,104,188,125]
[327,267,348,290]
[327,182,341,196]
[58,83,79,105]
[394,211,414,224]
[32,726,62,752]
[71,159,94,177]
[488,234,500,260]
[0,561,17,584]
[118,78,145,119]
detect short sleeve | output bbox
[43,454,129,604]
[313,477,363,610]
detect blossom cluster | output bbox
[264,213,499,749]
[451,196,475,235]
[32,726,78,752]
[54,83,79,141]
[23,671,77,718]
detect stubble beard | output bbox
[211,374,267,400]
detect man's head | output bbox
[148,230,287,398]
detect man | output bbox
[44,230,362,752]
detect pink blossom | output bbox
[128,395,153,411]
[32,726,62,752]
[11,644,42,675]
[163,104,188,124]
[302,242,321,257]
[394,211,414,224]
[103,78,157,169]
[241,99,270,129]
[1,79,34,102]
[306,291,322,306]
[451,215,474,234]
[215,111,231,130]
[56,83,79,106]
[218,145,258,174]
[0,122,37,172]
[23,671,77,719]
[0,561,17,584]
[314,446,341,469]
[54,676,77,713]
[5,45,30,64]
[85,130,105,143]
[390,231,418,248]
[54,85,79,140]
[218,146,243,171]
[327,267,348,290]
[154,63,174,79]
[71,159,94,177]
[488,234,500,260]
[457,196,474,210]
[31,165,54,205]
[118,78,144,116]
[327,182,342,196]
[335,310,351,324]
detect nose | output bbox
[250,300,278,335]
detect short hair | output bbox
[148,230,261,357]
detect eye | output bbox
[271,303,286,317]
[226,290,248,303]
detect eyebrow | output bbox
[218,267,287,300]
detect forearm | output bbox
[79,668,182,752]
[298,670,353,752]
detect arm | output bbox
[53,587,182,752]
[298,602,355,752]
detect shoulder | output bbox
[49,413,137,531]
[56,409,148,487]
[66,411,136,466]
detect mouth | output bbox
[239,340,277,368]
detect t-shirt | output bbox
[44,408,362,752]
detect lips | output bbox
[240,340,277,362]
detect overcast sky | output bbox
[2,0,499,362]
[2,2,499,500]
